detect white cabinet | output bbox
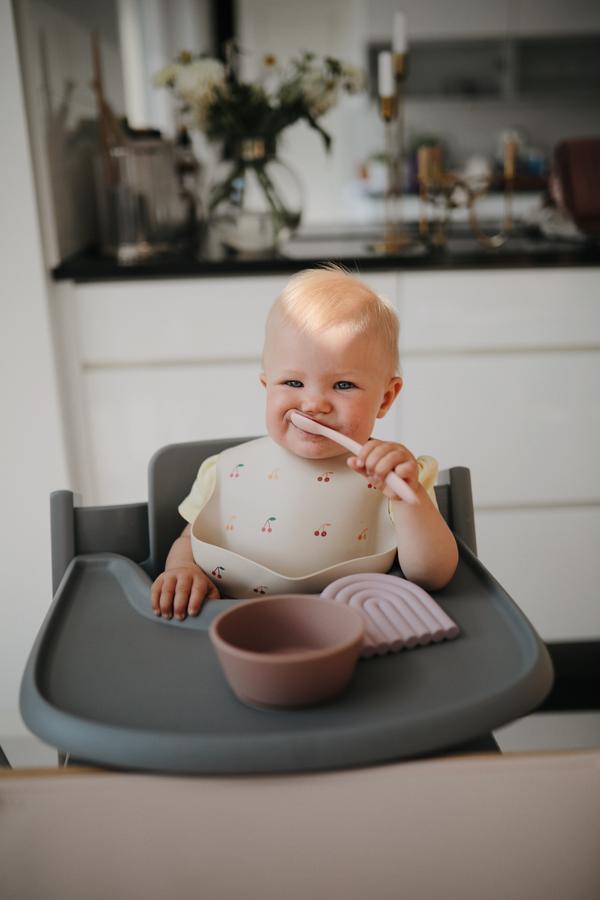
[54,267,600,640]
[397,268,600,640]
[400,351,599,507]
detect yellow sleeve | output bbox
[177,454,218,524]
[417,455,439,508]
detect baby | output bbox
[151,265,458,620]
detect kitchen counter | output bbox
[52,224,600,282]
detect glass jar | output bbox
[94,140,198,263]
[208,138,303,254]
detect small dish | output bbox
[209,594,365,710]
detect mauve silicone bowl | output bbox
[209,594,365,710]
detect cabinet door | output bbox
[398,350,600,507]
[399,269,600,352]
[83,363,266,505]
[476,507,600,640]
[75,276,288,364]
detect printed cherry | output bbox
[261,516,276,533]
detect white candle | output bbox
[393,12,407,55]
[377,51,394,97]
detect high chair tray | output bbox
[20,543,553,774]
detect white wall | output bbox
[0,0,69,740]
[15,0,125,265]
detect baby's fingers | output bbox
[173,572,194,620]
[187,576,220,617]
[205,578,221,601]
[393,458,419,486]
[151,574,164,615]
[347,455,365,471]
[371,448,406,479]
[159,571,181,619]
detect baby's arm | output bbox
[348,441,458,590]
[150,524,220,620]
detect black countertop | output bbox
[52,225,600,283]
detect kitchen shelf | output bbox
[367,34,600,101]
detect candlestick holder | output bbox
[417,141,516,250]
[369,52,415,254]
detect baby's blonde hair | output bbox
[263,264,400,376]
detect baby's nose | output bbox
[301,391,332,414]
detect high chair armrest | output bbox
[50,491,149,595]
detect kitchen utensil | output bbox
[290,411,417,504]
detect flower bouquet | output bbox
[155,46,365,251]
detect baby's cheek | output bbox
[346,417,372,445]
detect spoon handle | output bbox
[297,417,418,504]
[382,471,418,505]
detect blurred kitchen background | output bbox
[12,0,600,263]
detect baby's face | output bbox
[260,322,401,459]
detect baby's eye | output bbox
[335,381,356,390]
[284,379,304,388]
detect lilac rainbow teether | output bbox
[321,573,459,658]
[289,411,417,505]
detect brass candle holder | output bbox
[417,141,517,250]
[370,51,415,254]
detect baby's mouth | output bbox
[288,415,341,444]
[290,419,321,436]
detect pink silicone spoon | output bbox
[290,411,418,504]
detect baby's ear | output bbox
[377,376,402,418]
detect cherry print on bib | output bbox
[190,437,401,599]
[316,471,334,483]
[261,516,277,534]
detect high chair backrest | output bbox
[146,437,248,580]
[50,438,477,593]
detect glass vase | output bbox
[208,138,303,253]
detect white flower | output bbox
[174,59,226,105]
[154,49,366,146]
[300,71,339,118]
[189,91,221,130]
[159,58,226,129]
[153,63,178,88]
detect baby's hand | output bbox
[347,440,420,501]
[151,565,220,620]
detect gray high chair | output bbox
[50,438,479,592]
[20,438,556,774]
